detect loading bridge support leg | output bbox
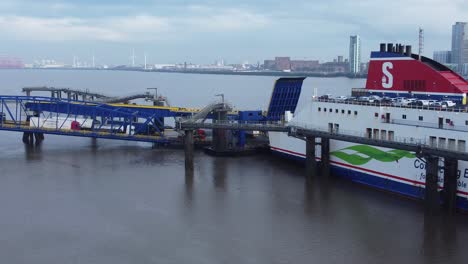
[321,137,330,177]
[184,130,194,172]
[306,136,317,178]
[425,156,440,213]
[443,157,458,214]
[22,132,34,145]
[34,133,44,145]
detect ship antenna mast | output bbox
[418,27,424,61]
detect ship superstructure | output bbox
[269,43,468,210]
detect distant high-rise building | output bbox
[451,22,468,73]
[349,35,361,74]
[433,51,452,64]
[337,56,344,63]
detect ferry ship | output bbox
[268,43,468,210]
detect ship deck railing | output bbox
[387,118,468,132]
[313,98,468,112]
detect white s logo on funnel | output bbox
[382,62,393,89]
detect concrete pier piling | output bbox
[306,136,317,178]
[425,156,440,212]
[212,110,228,152]
[184,130,194,171]
[22,132,44,145]
[321,138,330,177]
[34,133,44,143]
[22,132,34,145]
[443,157,458,214]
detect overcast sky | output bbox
[0,0,466,65]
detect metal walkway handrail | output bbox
[183,101,232,123]
[178,119,468,161]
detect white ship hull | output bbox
[269,101,468,210]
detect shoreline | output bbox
[1,67,368,79]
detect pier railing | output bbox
[288,121,427,145]
[179,120,288,132]
[288,121,468,160]
[178,119,468,160]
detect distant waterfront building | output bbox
[433,51,452,64]
[290,60,319,71]
[263,56,348,73]
[263,57,319,71]
[319,62,348,73]
[275,57,291,71]
[463,63,468,77]
[360,62,369,74]
[349,35,361,74]
[263,60,276,70]
[452,22,468,73]
[0,56,23,69]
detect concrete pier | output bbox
[425,156,440,212]
[443,157,458,214]
[321,138,330,177]
[212,110,229,152]
[305,136,317,178]
[184,130,194,171]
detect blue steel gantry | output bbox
[0,95,198,144]
[0,77,305,146]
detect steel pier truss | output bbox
[0,96,196,143]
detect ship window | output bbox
[329,108,332,113]
[374,112,378,117]
[438,137,447,149]
[448,139,456,150]
[402,114,407,119]
[334,123,340,133]
[404,80,426,90]
[318,107,321,112]
[380,130,387,140]
[366,128,372,138]
[348,110,351,115]
[466,120,468,125]
[336,109,339,113]
[419,116,423,121]
[458,140,466,152]
[341,109,345,114]
[354,111,358,115]
[373,129,379,139]
[324,108,327,112]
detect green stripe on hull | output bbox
[330,145,416,166]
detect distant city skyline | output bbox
[0,0,466,65]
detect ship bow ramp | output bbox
[266,77,306,121]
